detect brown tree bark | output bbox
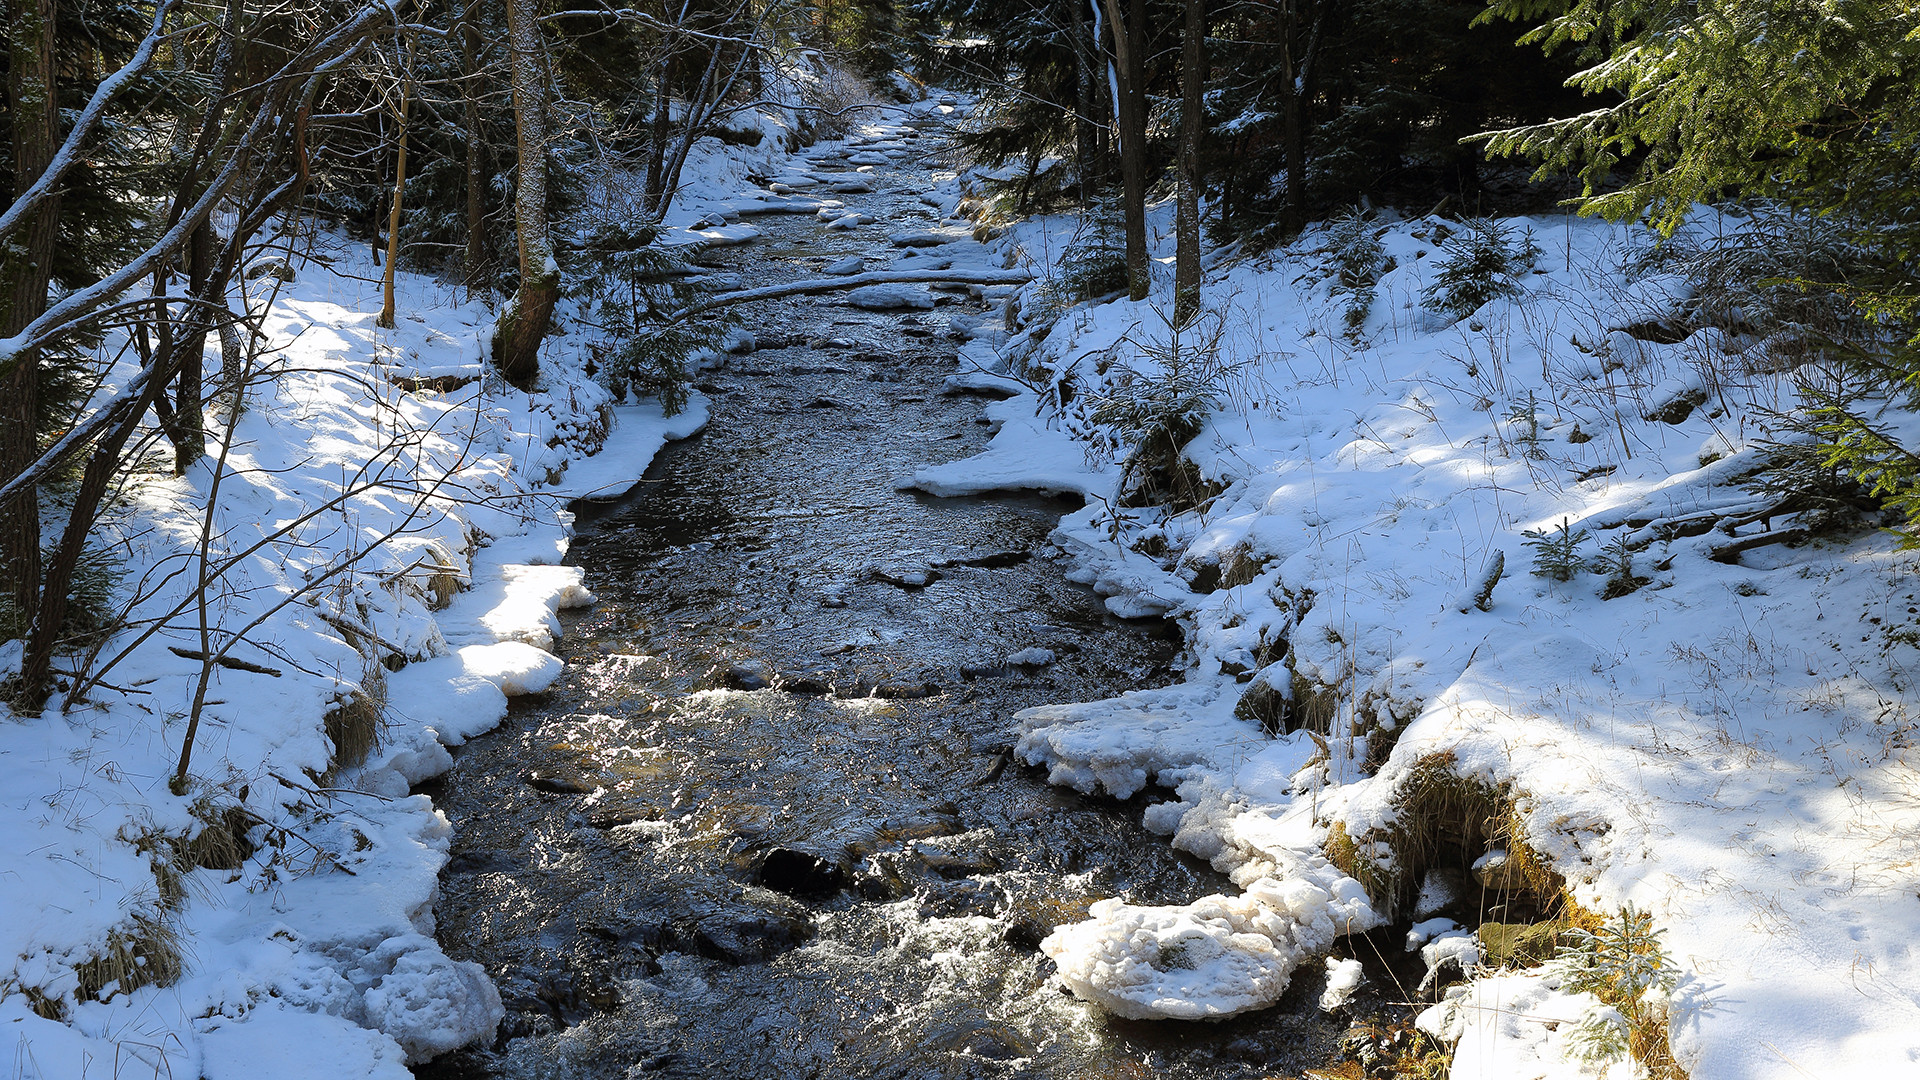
[461,0,490,299]
[1280,0,1332,235]
[493,0,559,390]
[1,0,59,633]
[378,82,410,329]
[1174,0,1205,325]
[1102,0,1149,302]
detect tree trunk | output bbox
[1069,0,1101,195]
[1102,0,1149,301]
[461,1,489,299]
[1281,1,1331,236]
[1174,0,1205,325]
[494,0,558,390]
[378,88,410,329]
[644,54,672,214]
[1,0,59,636]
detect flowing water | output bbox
[419,118,1347,1080]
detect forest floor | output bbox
[4,81,1918,1080]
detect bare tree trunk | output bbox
[644,55,672,214]
[1174,0,1205,325]
[1101,0,1149,301]
[1281,0,1331,236]
[493,0,558,389]
[378,85,410,329]
[1,0,59,635]
[461,0,490,298]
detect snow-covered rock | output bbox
[846,284,934,310]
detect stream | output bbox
[418,112,1348,1080]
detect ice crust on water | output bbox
[1318,957,1364,1011]
[1042,877,1353,1020]
[361,945,505,1063]
[846,283,935,309]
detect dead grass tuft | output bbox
[1324,752,1565,922]
[74,913,181,1002]
[324,666,387,778]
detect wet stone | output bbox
[687,910,815,965]
[755,847,850,898]
[871,566,940,588]
[526,768,597,795]
[425,107,1345,1080]
[724,661,775,690]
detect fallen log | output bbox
[167,647,284,676]
[673,269,1032,321]
[1710,528,1812,564]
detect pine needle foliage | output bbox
[565,222,732,416]
[1556,905,1682,1077]
[1421,218,1540,320]
[1322,207,1388,340]
[1090,308,1241,510]
[1523,517,1585,581]
[1471,0,1920,234]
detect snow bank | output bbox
[0,226,700,1073]
[936,204,1920,1076]
[1042,873,1374,1020]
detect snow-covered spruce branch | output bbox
[0,1,393,378]
[0,0,178,248]
[672,269,1033,320]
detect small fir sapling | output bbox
[1421,218,1542,321]
[1557,905,1681,1074]
[1524,518,1587,582]
[566,221,730,415]
[1596,532,1650,598]
[1505,391,1548,460]
[1322,207,1388,341]
[1033,211,1130,317]
[1089,307,1242,510]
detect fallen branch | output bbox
[673,269,1032,321]
[311,607,409,661]
[1710,528,1812,564]
[166,647,284,676]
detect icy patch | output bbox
[846,284,934,310]
[1041,876,1345,1020]
[451,641,564,697]
[441,563,595,651]
[910,395,1113,499]
[1014,683,1247,799]
[362,945,505,1063]
[1319,957,1364,1011]
[547,395,709,502]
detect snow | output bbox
[1318,956,1364,1011]
[846,283,935,310]
[913,200,1920,1076]
[10,55,1918,1080]
[0,198,701,1074]
[1041,875,1360,1020]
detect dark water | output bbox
[419,125,1346,1080]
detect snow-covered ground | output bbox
[916,199,1920,1078]
[0,73,991,1078]
[12,60,1911,1078]
[0,226,726,1076]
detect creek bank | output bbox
[418,108,1355,1079]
